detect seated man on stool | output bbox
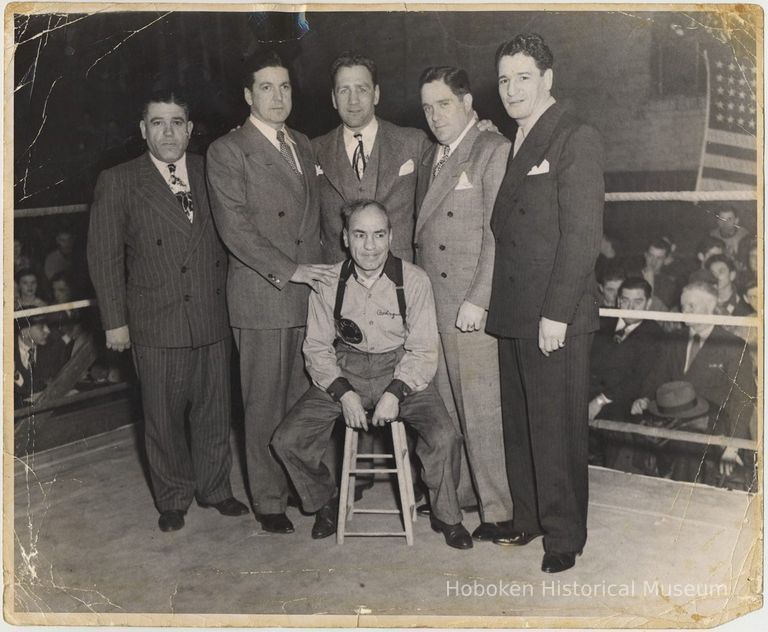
[272,199,471,549]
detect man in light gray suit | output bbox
[415,66,515,543]
[206,50,335,534]
[312,52,430,263]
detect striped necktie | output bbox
[433,144,450,178]
[277,129,300,176]
[353,133,366,180]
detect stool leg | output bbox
[337,426,357,544]
[391,422,414,545]
[347,426,359,516]
[397,422,417,523]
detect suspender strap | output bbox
[333,259,356,321]
[333,255,407,326]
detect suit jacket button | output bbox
[278,211,285,217]
[519,208,526,214]
[441,272,447,278]
[439,245,446,251]
[216,288,221,295]
[181,266,187,273]
[447,211,454,217]
[156,239,162,246]
[414,243,419,250]
[511,240,516,247]
[215,260,220,267]
[268,273,276,280]
[184,295,191,302]
[296,239,303,245]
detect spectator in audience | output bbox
[694,236,725,272]
[705,254,753,317]
[14,314,52,408]
[598,264,625,308]
[44,228,77,280]
[636,238,677,310]
[631,281,756,488]
[743,281,759,314]
[709,206,749,262]
[595,234,620,284]
[15,268,47,309]
[737,237,758,293]
[588,278,664,469]
[14,238,32,272]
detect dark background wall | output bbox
[13,9,758,260]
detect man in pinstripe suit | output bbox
[487,34,604,573]
[88,90,248,532]
[207,51,334,535]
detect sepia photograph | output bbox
[4,2,763,628]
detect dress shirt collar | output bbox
[516,95,556,140]
[446,113,477,155]
[148,151,188,184]
[615,318,642,336]
[250,114,296,148]
[689,325,714,342]
[343,117,379,160]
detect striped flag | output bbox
[696,49,757,191]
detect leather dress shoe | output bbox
[255,512,294,534]
[353,477,375,501]
[158,510,186,532]
[430,516,473,550]
[542,551,578,573]
[311,497,339,540]
[416,502,431,516]
[198,497,249,516]
[472,522,506,542]
[493,530,542,546]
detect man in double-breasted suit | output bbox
[312,52,430,263]
[88,91,248,532]
[415,66,515,543]
[486,34,604,573]
[206,51,334,534]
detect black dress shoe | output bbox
[158,510,186,532]
[542,551,577,573]
[311,497,339,540]
[416,502,431,516]
[198,497,249,516]
[472,522,504,542]
[493,530,542,546]
[353,477,375,501]
[255,513,294,534]
[430,517,473,549]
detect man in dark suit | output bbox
[88,90,248,532]
[312,52,430,263]
[631,281,756,485]
[415,66,514,542]
[206,51,334,534]
[486,34,604,573]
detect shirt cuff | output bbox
[327,377,354,402]
[384,379,411,403]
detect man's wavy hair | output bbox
[495,33,554,73]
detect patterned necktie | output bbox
[276,129,300,176]
[28,346,37,369]
[686,334,702,372]
[167,163,194,223]
[433,144,450,178]
[353,133,366,180]
[613,327,626,344]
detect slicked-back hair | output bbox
[330,52,378,86]
[696,235,726,257]
[142,89,191,120]
[341,199,391,231]
[599,264,626,285]
[495,33,554,73]
[242,49,288,89]
[418,66,471,97]
[704,253,737,273]
[619,277,652,300]
[647,238,672,255]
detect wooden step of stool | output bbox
[337,421,416,545]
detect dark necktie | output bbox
[276,129,300,176]
[28,346,37,369]
[353,133,366,180]
[167,163,194,223]
[613,328,626,344]
[687,333,702,371]
[433,144,450,178]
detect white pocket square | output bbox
[398,159,415,176]
[454,172,473,190]
[315,164,324,176]
[527,159,550,176]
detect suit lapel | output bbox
[317,126,348,198]
[242,120,304,206]
[492,103,565,234]
[138,153,193,236]
[415,125,478,235]
[293,131,314,239]
[373,119,401,201]
[184,156,210,259]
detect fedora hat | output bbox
[648,381,709,419]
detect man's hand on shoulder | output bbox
[631,397,650,416]
[372,392,400,427]
[106,325,131,352]
[340,391,368,431]
[290,263,337,292]
[475,117,500,135]
[538,317,567,356]
[456,301,485,332]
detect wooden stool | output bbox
[337,421,417,545]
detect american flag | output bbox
[696,49,758,191]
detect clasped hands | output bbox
[340,390,399,431]
[539,317,567,356]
